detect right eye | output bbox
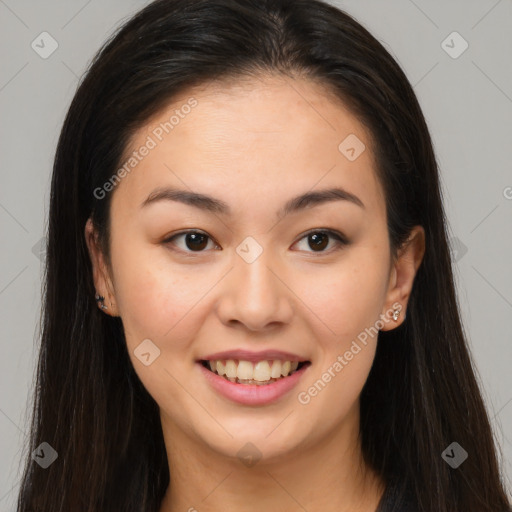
[162,230,220,253]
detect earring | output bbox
[392,307,401,321]
[95,293,108,310]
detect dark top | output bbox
[375,477,417,512]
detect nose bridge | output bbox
[217,238,293,331]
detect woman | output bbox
[15,0,511,511]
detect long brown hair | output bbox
[16,0,511,510]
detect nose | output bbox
[216,251,294,332]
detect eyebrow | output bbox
[140,186,365,218]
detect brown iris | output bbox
[185,232,209,251]
[308,232,329,251]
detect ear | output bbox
[380,225,425,330]
[84,218,119,316]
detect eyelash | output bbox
[162,228,348,256]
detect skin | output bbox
[85,74,425,512]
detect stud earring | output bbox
[95,293,108,310]
[392,308,401,321]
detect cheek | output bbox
[295,255,387,430]
[112,232,390,348]
[110,240,209,351]
[294,246,390,425]
[296,339,377,441]
[295,249,390,346]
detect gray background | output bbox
[1,0,511,508]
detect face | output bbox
[86,74,424,465]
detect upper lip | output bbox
[199,349,309,363]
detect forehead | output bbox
[112,74,384,217]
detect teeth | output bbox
[225,359,237,378]
[216,361,226,376]
[281,361,291,376]
[253,361,271,381]
[237,361,253,380]
[270,360,282,378]
[205,359,304,383]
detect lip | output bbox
[197,361,311,406]
[200,349,307,363]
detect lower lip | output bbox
[197,362,310,406]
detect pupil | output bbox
[309,233,328,251]
[186,233,208,251]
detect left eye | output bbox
[293,229,347,253]
[163,229,347,254]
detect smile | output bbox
[197,358,311,406]
[201,359,309,385]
